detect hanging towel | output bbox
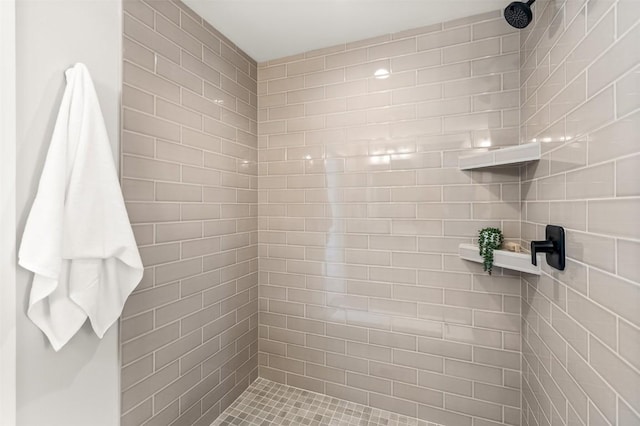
[19,63,143,351]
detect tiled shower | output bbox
[257,13,522,426]
[120,2,258,424]
[118,0,640,425]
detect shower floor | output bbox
[211,378,438,426]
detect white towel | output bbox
[19,63,143,351]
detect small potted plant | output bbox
[478,227,504,275]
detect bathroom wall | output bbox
[258,12,525,426]
[120,0,258,424]
[519,0,640,425]
[15,0,122,425]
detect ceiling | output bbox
[182,0,509,62]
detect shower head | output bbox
[504,0,535,29]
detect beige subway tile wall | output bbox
[120,0,258,424]
[520,0,640,425]
[258,11,524,426]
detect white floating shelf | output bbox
[459,244,541,275]
[459,141,541,170]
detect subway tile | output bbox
[566,230,616,273]
[369,393,417,417]
[589,19,640,96]
[157,13,200,56]
[473,346,520,370]
[123,109,180,142]
[617,239,640,284]
[155,258,203,285]
[418,62,470,84]
[368,70,417,93]
[417,27,471,51]
[370,358,421,385]
[346,372,391,394]
[121,361,179,413]
[393,284,442,303]
[443,324,502,349]
[286,57,324,76]
[418,404,472,426]
[122,178,154,202]
[473,91,519,112]
[565,162,614,199]
[588,198,640,239]
[444,394,502,422]
[138,243,180,267]
[444,359,502,385]
[589,268,640,328]
[473,311,520,333]
[619,320,640,373]
[182,166,221,186]
[121,311,154,345]
[566,86,615,141]
[552,305,589,360]
[182,90,222,120]
[122,84,154,114]
[473,202,520,220]
[588,110,640,164]
[590,336,640,415]
[131,224,153,246]
[616,154,640,196]
[345,59,390,81]
[182,128,222,153]
[443,38,500,64]
[156,140,203,167]
[368,38,416,61]
[394,221,442,237]
[418,370,472,397]
[417,303,472,326]
[123,14,180,64]
[616,65,640,117]
[393,83,442,105]
[123,3,640,421]
[123,155,181,182]
[395,346,445,371]
[123,1,154,27]
[550,73,587,122]
[391,50,441,73]
[125,59,182,102]
[443,75,501,98]
[472,53,519,75]
[566,9,615,83]
[126,202,181,224]
[473,18,516,40]
[121,321,181,366]
[567,347,617,424]
[156,222,202,243]
[121,4,258,419]
[122,131,154,157]
[394,382,444,407]
[325,49,367,69]
[147,0,181,25]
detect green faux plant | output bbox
[478,228,504,275]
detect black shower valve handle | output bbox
[530,225,566,271]
[530,240,555,266]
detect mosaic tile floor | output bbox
[211,378,439,426]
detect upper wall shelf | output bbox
[459,141,541,170]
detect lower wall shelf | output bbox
[459,244,541,275]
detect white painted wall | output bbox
[15,1,122,425]
[1,0,17,424]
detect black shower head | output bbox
[504,0,535,29]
